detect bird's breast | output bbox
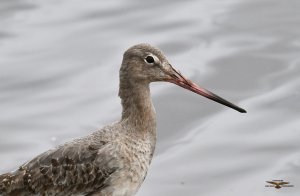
[117,132,155,184]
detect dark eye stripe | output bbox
[145,56,155,63]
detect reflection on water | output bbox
[0,0,299,196]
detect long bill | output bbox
[166,65,246,113]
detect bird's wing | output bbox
[278,182,289,185]
[0,136,120,195]
[266,181,278,185]
[266,181,290,186]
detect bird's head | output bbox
[121,43,246,113]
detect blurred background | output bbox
[0,0,299,195]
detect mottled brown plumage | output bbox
[0,43,246,196]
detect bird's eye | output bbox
[145,56,155,64]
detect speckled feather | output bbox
[0,122,155,196]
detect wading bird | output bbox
[0,43,246,196]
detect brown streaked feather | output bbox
[0,131,120,196]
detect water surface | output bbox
[0,0,299,195]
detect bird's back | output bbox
[0,122,155,196]
[0,126,122,196]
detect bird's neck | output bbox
[118,77,156,132]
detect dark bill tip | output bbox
[167,65,247,113]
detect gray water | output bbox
[0,0,299,195]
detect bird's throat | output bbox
[119,78,156,130]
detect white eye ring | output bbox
[144,55,155,64]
